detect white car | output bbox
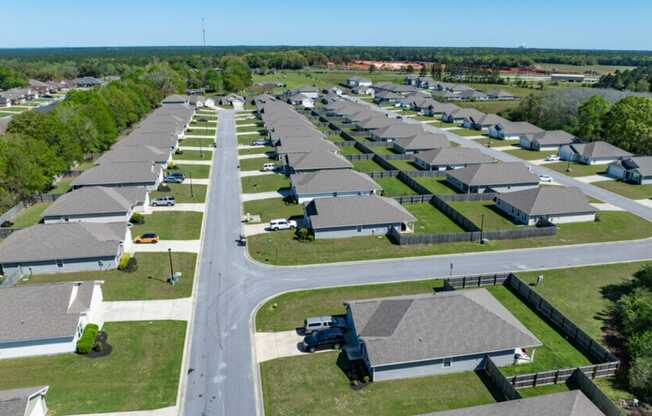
[538,174,554,183]
[269,219,297,231]
[261,163,276,172]
[545,154,560,162]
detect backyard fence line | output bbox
[436,193,497,202]
[482,356,521,400]
[431,194,480,232]
[569,369,624,416]
[0,192,64,226]
[404,170,447,178]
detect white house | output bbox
[559,141,633,165]
[0,386,50,416]
[347,76,373,88]
[0,282,103,359]
[607,156,652,184]
[446,162,540,194]
[488,121,544,141]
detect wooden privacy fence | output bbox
[389,226,557,246]
[482,355,521,400]
[437,193,497,202]
[431,194,480,232]
[506,363,619,389]
[0,193,64,226]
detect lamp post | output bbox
[189,171,194,198]
[168,248,174,277]
[449,262,454,278]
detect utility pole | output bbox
[480,213,485,243]
[189,171,194,198]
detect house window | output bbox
[56,259,64,268]
[443,358,452,368]
[357,226,362,232]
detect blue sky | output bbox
[1,0,651,50]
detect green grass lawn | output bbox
[241,174,291,193]
[132,211,203,240]
[543,162,608,177]
[11,202,50,227]
[243,198,303,223]
[189,120,217,127]
[0,321,185,416]
[48,177,75,194]
[503,149,558,161]
[237,126,264,134]
[352,159,387,172]
[452,128,484,137]
[248,211,652,265]
[487,286,593,375]
[518,383,571,398]
[448,201,521,230]
[261,352,497,416]
[238,146,274,156]
[339,146,363,155]
[168,165,210,179]
[387,159,420,171]
[326,134,346,142]
[414,177,459,194]
[236,119,261,126]
[185,128,216,136]
[594,181,652,200]
[456,100,520,115]
[178,138,215,147]
[150,183,207,203]
[372,146,398,155]
[239,157,277,172]
[22,253,197,300]
[376,177,417,196]
[238,134,265,145]
[406,203,465,234]
[174,150,213,161]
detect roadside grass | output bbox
[352,159,387,172]
[169,165,210,179]
[406,203,465,234]
[248,211,652,265]
[543,162,608,177]
[413,176,459,194]
[22,253,197,300]
[241,174,291,194]
[447,201,521,230]
[178,138,214,148]
[235,119,261,126]
[10,202,50,227]
[326,134,346,142]
[132,211,203,240]
[243,198,303,223]
[237,126,264,134]
[185,128,216,136]
[487,285,593,375]
[503,149,558,161]
[339,146,363,155]
[0,321,185,415]
[150,183,207,203]
[261,352,497,416]
[238,146,274,156]
[594,181,652,200]
[239,157,277,172]
[376,177,417,196]
[387,159,420,171]
[174,150,213,161]
[238,134,265,145]
[472,138,494,146]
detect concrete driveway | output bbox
[243,223,269,236]
[241,191,287,202]
[179,146,214,152]
[151,203,206,213]
[68,406,178,416]
[574,174,615,183]
[238,153,267,160]
[182,178,210,185]
[102,298,192,322]
[132,240,200,253]
[591,203,624,211]
[240,170,273,178]
[254,331,306,363]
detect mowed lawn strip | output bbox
[239,157,277,172]
[169,165,210,179]
[414,176,459,194]
[22,253,197,300]
[376,176,417,196]
[174,150,213,161]
[243,198,303,223]
[238,146,274,155]
[132,211,203,240]
[543,162,608,177]
[248,211,652,265]
[261,352,496,416]
[150,183,207,203]
[406,203,464,234]
[0,321,186,416]
[594,181,652,200]
[352,159,387,172]
[241,174,291,194]
[448,201,521,230]
[238,134,265,145]
[178,138,214,147]
[11,202,51,227]
[503,149,558,161]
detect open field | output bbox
[406,203,465,234]
[376,177,417,196]
[22,253,197,300]
[132,211,203,240]
[150,183,207,203]
[0,321,186,416]
[251,69,406,92]
[241,174,291,193]
[243,198,303,223]
[594,181,652,200]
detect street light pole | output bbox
[189,171,194,198]
[168,248,174,277]
[480,213,485,243]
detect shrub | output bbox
[167,161,177,170]
[125,257,138,273]
[295,227,314,242]
[117,254,130,271]
[76,324,99,354]
[157,184,171,192]
[129,212,144,225]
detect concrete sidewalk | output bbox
[574,174,615,183]
[172,159,212,166]
[591,202,625,211]
[254,331,305,363]
[241,192,287,202]
[240,170,273,178]
[68,406,178,416]
[133,240,200,253]
[103,298,192,322]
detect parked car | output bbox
[302,327,345,353]
[164,174,185,183]
[251,139,269,146]
[151,196,176,207]
[261,163,276,172]
[269,218,297,231]
[545,154,560,162]
[134,233,160,244]
[538,174,553,183]
[303,316,347,335]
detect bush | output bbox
[129,212,144,225]
[76,324,99,354]
[167,161,177,170]
[295,227,314,242]
[629,355,652,401]
[125,257,138,273]
[157,184,171,192]
[117,254,130,271]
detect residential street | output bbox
[181,108,652,416]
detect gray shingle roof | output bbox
[372,123,425,140]
[568,141,632,159]
[346,289,541,367]
[276,138,338,155]
[393,133,450,152]
[447,162,539,187]
[306,195,416,229]
[42,186,147,218]
[0,282,99,343]
[97,145,171,164]
[470,113,509,127]
[0,386,49,416]
[496,121,544,136]
[497,186,597,216]
[527,130,576,147]
[72,162,161,188]
[427,102,461,114]
[356,116,400,130]
[445,107,486,120]
[291,170,381,195]
[616,156,652,177]
[286,150,353,171]
[0,222,126,263]
[416,148,495,166]
[418,390,605,416]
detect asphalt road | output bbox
[181,107,652,416]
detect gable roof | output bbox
[470,113,509,127]
[306,195,416,229]
[286,150,353,171]
[393,133,450,151]
[445,108,486,120]
[0,281,100,343]
[42,186,147,219]
[0,386,49,416]
[346,289,541,367]
[372,123,425,139]
[0,222,127,263]
[614,156,652,177]
[567,141,632,159]
[418,390,605,416]
[356,116,400,130]
[495,121,544,136]
[527,130,576,146]
[447,162,539,187]
[416,148,495,166]
[497,186,597,216]
[72,162,161,188]
[291,170,381,195]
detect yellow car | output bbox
[134,233,160,244]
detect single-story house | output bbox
[370,123,425,142]
[323,86,343,96]
[520,130,577,151]
[422,102,460,117]
[373,91,402,104]
[466,114,509,131]
[0,281,103,359]
[290,86,319,99]
[607,156,652,184]
[72,162,163,191]
[304,195,416,239]
[404,74,419,86]
[161,94,189,105]
[42,186,149,224]
[344,289,541,381]
[347,77,373,88]
[418,390,605,416]
[488,121,544,141]
[287,93,314,108]
[355,116,400,131]
[0,386,50,415]
[447,162,540,193]
[75,77,104,88]
[560,141,633,165]
[414,148,495,171]
[285,150,353,173]
[458,90,489,101]
[441,108,486,125]
[0,222,131,278]
[486,90,517,101]
[496,186,597,225]
[97,145,173,166]
[392,133,450,154]
[352,85,375,96]
[291,170,381,203]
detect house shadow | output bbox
[474,369,514,402]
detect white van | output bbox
[268,218,297,231]
[261,163,276,172]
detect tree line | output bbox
[595,65,652,93]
